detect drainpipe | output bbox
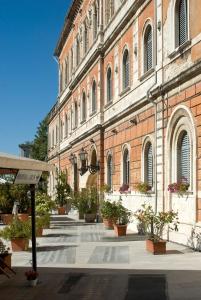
[147,0,158,213]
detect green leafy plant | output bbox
[100,201,118,220]
[134,204,179,242]
[35,192,55,215]
[36,214,50,229]
[0,218,31,240]
[100,184,111,193]
[112,199,132,225]
[135,182,152,194]
[168,178,189,197]
[72,187,98,214]
[55,171,71,207]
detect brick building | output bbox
[48,0,201,245]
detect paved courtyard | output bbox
[10,214,201,270]
[1,214,201,299]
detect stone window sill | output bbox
[104,100,113,109]
[139,68,155,82]
[119,86,131,97]
[168,40,191,60]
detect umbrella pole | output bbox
[30,184,37,272]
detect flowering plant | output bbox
[168,178,189,196]
[119,184,129,194]
[25,269,39,280]
[134,204,179,242]
[135,182,152,194]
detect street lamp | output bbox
[78,148,100,175]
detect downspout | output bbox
[147,0,158,213]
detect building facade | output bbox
[48,0,201,245]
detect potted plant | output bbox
[25,269,39,287]
[113,200,132,236]
[55,171,71,215]
[35,192,56,216]
[135,204,179,254]
[36,214,50,237]
[135,182,152,194]
[134,203,149,235]
[0,217,31,251]
[0,183,14,225]
[0,239,11,272]
[83,187,98,223]
[119,184,130,194]
[100,201,117,229]
[168,177,189,197]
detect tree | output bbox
[31,116,48,161]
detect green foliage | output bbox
[134,204,179,242]
[55,171,71,207]
[113,199,132,225]
[0,184,30,213]
[36,214,50,229]
[100,184,111,193]
[135,182,152,194]
[31,116,48,162]
[72,187,98,214]
[35,192,55,215]
[0,217,31,240]
[100,201,118,220]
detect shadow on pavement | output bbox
[1,267,201,300]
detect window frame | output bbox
[106,67,112,103]
[91,80,97,114]
[122,48,130,91]
[122,147,130,186]
[143,24,153,74]
[175,0,189,48]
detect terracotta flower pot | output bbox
[113,224,127,236]
[1,214,13,225]
[36,228,43,237]
[11,238,29,252]
[58,207,66,215]
[146,239,166,255]
[103,218,115,230]
[0,253,12,273]
[18,213,29,222]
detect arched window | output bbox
[92,80,97,113]
[70,48,73,76]
[65,57,69,85]
[107,67,112,103]
[59,65,63,93]
[56,125,58,144]
[65,113,68,137]
[144,25,153,73]
[70,108,73,131]
[122,49,129,90]
[105,0,114,24]
[175,0,188,47]
[123,148,130,185]
[177,131,190,183]
[74,102,78,128]
[84,22,88,54]
[93,4,98,40]
[144,142,153,187]
[107,154,113,189]
[82,92,87,121]
[76,37,80,66]
[60,120,63,141]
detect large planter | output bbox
[11,238,29,252]
[0,253,12,273]
[1,214,13,225]
[103,218,115,230]
[113,224,127,236]
[18,213,29,222]
[58,207,66,215]
[84,213,96,223]
[146,239,166,255]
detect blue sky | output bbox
[0,0,71,155]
